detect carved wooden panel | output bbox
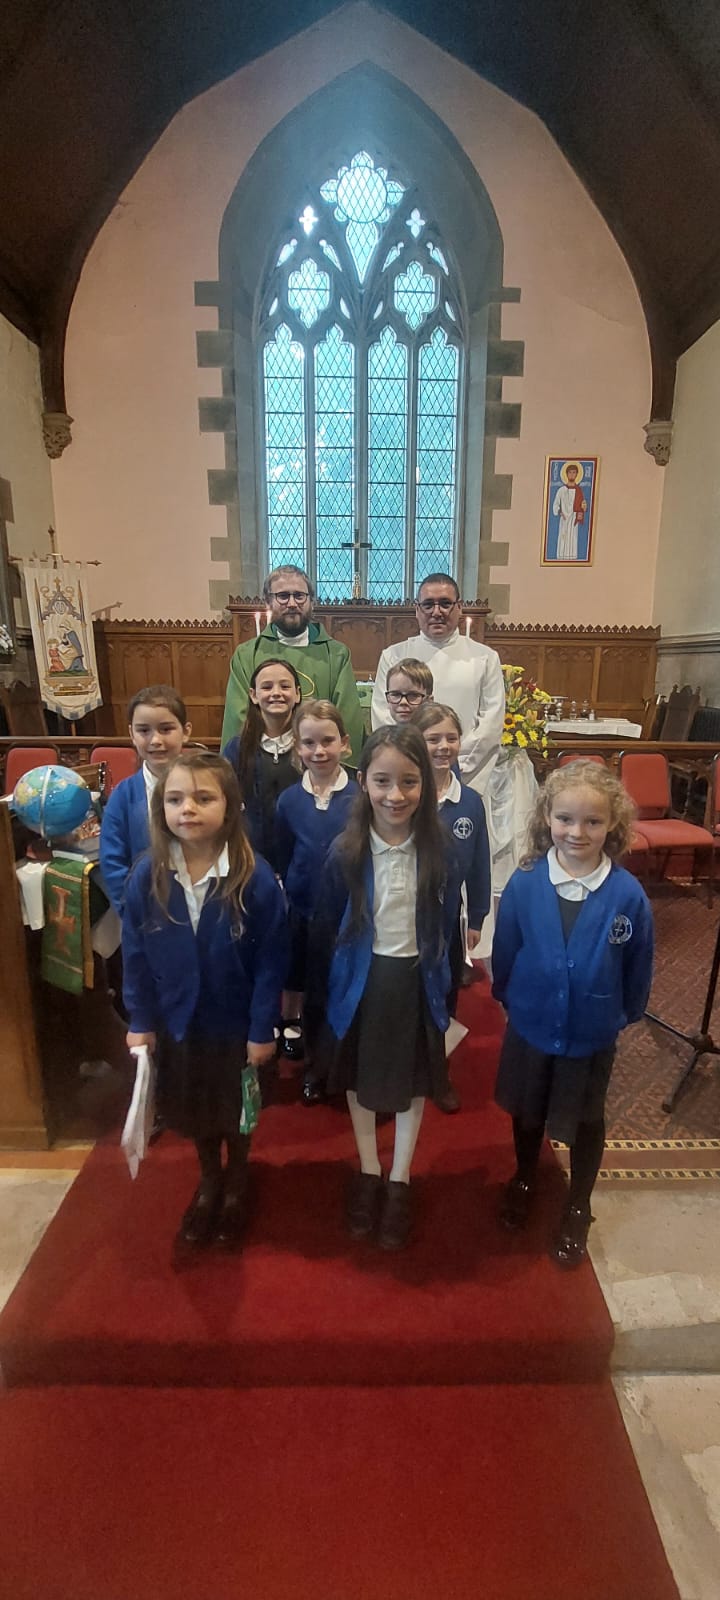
[85,615,660,735]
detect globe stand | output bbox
[646,914,720,1113]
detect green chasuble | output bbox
[220,622,365,761]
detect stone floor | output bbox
[0,1160,718,1599]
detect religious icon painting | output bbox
[541,456,598,566]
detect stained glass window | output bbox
[259,151,465,598]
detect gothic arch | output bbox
[196,63,522,610]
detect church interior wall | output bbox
[0,312,55,684]
[653,318,720,703]
[49,4,663,629]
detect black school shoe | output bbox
[177,1177,224,1246]
[378,1180,413,1251]
[550,1203,594,1269]
[280,1021,305,1062]
[499,1174,535,1231]
[345,1171,384,1238]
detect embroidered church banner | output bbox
[24,559,102,721]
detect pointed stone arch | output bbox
[196,62,522,610]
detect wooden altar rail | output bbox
[82,613,659,739]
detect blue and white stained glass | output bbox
[320,150,405,284]
[368,328,408,599]
[394,260,436,330]
[263,326,307,568]
[287,258,330,329]
[314,326,355,596]
[319,239,341,269]
[406,207,425,239]
[428,243,448,273]
[277,239,297,266]
[414,329,459,586]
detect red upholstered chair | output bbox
[89,744,138,796]
[619,751,714,903]
[5,743,61,793]
[556,752,606,767]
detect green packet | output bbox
[239,1062,262,1134]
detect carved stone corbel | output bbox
[42,412,74,459]
[643,418,672,467]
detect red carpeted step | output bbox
[0,1382,679,1600]
[0,988,615,1387]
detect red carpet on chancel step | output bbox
[0,984,614,1389]
[0,981,680,1600]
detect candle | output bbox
[254,611,261,635]
[465,615,471,638]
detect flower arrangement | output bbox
[501,664,552,754]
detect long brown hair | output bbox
[234,657,302,798]
[338,725,447,954]
[522,759,636,866]
[149,752,255,919]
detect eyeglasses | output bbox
[416,597,458,613]
[386,689,427,706]
[270,590,311,604]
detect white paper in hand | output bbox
[121,1045,156,1179]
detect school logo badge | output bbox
[608,914,632,945]
[452,816,474,840]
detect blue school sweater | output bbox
[122,853,289,1042]
[99,768,148,914]
[274,777,359,918]
[492,856,654,1057]
[308,841,460,1038]
[438,783,491,930]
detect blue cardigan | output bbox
[438,785,491,930]
[308,841,459,1038]
[122,853,289,1043]
[99,768,148,914]
[274,779,359,918]
[492,856,654,1057]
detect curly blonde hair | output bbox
[522,759,636,865]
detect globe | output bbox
[12,764,93,839]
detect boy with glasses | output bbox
[221,565,364,762]
[385,659,434,723]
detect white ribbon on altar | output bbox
[23,558,102,722]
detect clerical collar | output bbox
[425,628,459,650]
[274,625,309,648]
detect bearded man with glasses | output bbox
[221,565,364,760]
[371,573,505,798]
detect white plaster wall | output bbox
[51,2,662,623]
[654,319,720,641]
[0,313,55,610]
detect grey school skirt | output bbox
[494,1022,615,1145]
[321,954,449,1115]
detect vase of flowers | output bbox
[501,664,552,755]
[491,666,552,890]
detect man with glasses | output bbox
[371,573,505,796]
[221,565,364,760]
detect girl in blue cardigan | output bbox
[123,752,288,1250]
[274,699,359,1099]
[308,726,458,1251]
[100,684,191,914]
[492,759,653,1268]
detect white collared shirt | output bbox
[369,828,418,956]
[437,771,462,808]
[142,762,158,814]
[261,728,295,762]
[547,845,611,902]
[170,840,230,933]
[302,765,349,811]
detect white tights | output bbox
[346,1091,425,1185]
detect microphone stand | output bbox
[646,915,720,1113]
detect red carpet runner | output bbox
[0,985,614,1388]
[0,982,680,1598]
